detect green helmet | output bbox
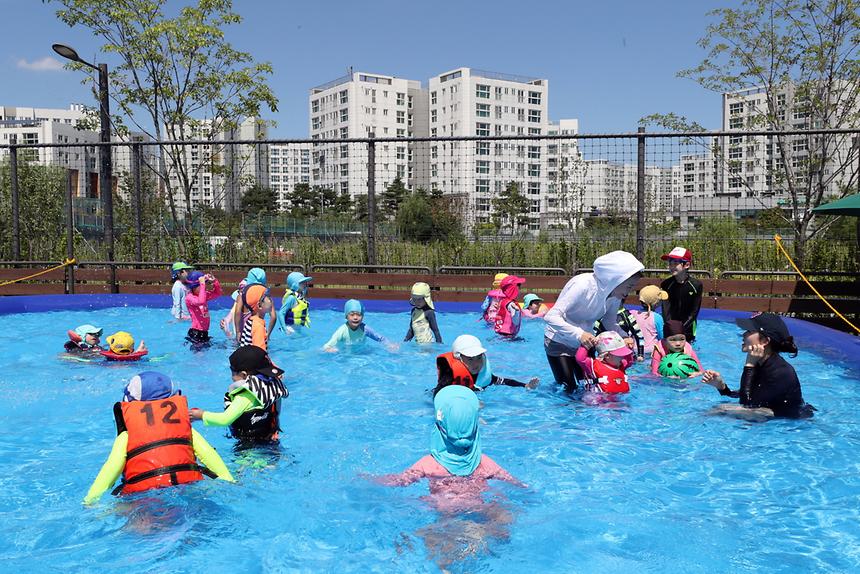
[658,353,699,378]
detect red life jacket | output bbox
[590,359,630,394]
[115,395,204,495]
[436,352,476,390]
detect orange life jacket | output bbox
[115,395,204,495]
[436,352,476,390]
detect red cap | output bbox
[660,247,692,263]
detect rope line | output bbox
[0,258,77,287]
[773,235,860,334]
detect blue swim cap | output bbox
[246,267,267,286]
[344,299,364,318]
[123,371,179,402]
[287,271,313,291]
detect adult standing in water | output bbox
[543,251,644,391]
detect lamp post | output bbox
[53,44,115,289]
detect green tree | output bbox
[353,194,368,222]
[0,158,68,260]
[491,181,531,234]
[288,183,318,218]
[380,177,408,221]
[51,0,278,233]
[395,189,464,243]
[240,183,277,215]
[642,0,860,267]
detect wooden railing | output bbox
[1,263,857,331]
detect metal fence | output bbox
[1,128,858,274]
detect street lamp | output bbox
[52,43,115,288]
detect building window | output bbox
[396,110,405,124]
[476,142,490,155]
[431,91,437,105]
[339,90,348,104]
[396,92,405,106]
[528,181,540,195]
[527,145,541,159]
[528,109,541,123]
[476,103,490,118]
[476,123,490,137]
[340,109,348,122]
[729,102,744,115]
[396,146,406,160]
[528,91,541,105]
[476,160,490,174]
[475,179,490,193]
[495,86,502,100]
[476,84,490,98]
[528,164,540,177]
[729,117,743,129]
[312,99,319,113]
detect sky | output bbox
[0,0,740,137]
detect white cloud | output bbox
[16,57,65,72]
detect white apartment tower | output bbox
[269,143,311,210]
[427,68,550,230]
[164,117,269,213]
[308,71,428,199]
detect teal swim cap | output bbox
[658,353,699,378]
[344,299,364,318]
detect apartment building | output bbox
[426,67,550,230]
[269,143,312,210]
[164,117,269,213]
[308,71,428,199]
[722,83,859,207]
[0,104,160,201]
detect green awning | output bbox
[813,193,860,216]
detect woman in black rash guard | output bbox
[702,313,815,420]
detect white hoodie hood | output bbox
[544,251,644,349]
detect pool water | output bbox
[1,301,859,573]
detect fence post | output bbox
[367,134,377,266]
[10,146,20,261]
[65,169,76,294]
[636,127,646,262]
[132,143,143,262]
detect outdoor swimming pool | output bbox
[1,295,858,573]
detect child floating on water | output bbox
[629,285,667,357]
[277,271,312,334]
[190,346,289,443]
[323,299,398,352]
[83,372,234,505]
[494,275,525,338]
[64,324,104,355]
[101,331,148,361]
[435,334,538,396]
[650,320,702,377]
[575,331,634,394]
[169,261,194,321]
[405,282,443,344]
[521,293,548,319]
[481,273,508,324]
[184,271,222,348]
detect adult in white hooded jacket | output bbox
[544,250,644,390]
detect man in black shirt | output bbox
[660,247,703,342]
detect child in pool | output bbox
[520,294,548,319]
[102,331,148,360]
[435,334,539,396]
[190,345,289,443]
[83,371,233,504]
[184,271,222,347]
[231,268,277,341]
[376,385,525,568]
[404,282,443,344]
[64,324,104,355]
[629,284,667,357]
[323,299,398,352]
[239,291,273,351]
[481,273,508,324]
[650,319,702,376]
[277,271,312,334]
[494,275,525,337]
[575,331,634,394]
[170,261,194,321]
